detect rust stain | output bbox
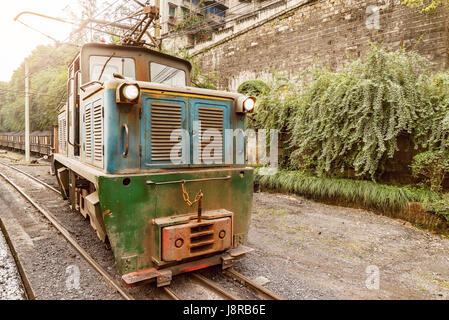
[103,209,112,218]
[161,217,232,262]
[183,264,210,273]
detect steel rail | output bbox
[192,273,240,300]
[0,163,181,301]
[224,268,283,300]
[0,162,61,195]
[0,164,274,301]
[0,170,134,301]
[0,217,35,300]
[162,287,182,300]
[0,154,21,162]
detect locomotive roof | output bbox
[75,43,192,72]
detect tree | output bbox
[402,0,448,12]
[0,44,77,132]
[64,0,100,43]
[64,0,143,45]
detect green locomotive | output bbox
[53,42,256,286]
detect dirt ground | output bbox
[1,151,448,300]
[238,192,449,300]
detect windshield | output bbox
[150,62,186,87]
[90,56,136,82]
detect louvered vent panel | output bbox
[61,120,65,152]
[85,105,92,160]
[199,107,223,162]
[58,114,67,153]
[58,115,63,152]
[151,103,182,162]
[63,119,67,152]
[93,103,103,166]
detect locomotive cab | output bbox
[54,43,255,286]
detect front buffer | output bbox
[97,167,254,286]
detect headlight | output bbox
[123,84,140,100]
[236,96,256,113]
[243,98,256,113]
[116,83,140,104]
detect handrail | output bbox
[146,176,231,186]
[66,74,81,148]
[122,123,129,158]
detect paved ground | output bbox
[1,151,449,300]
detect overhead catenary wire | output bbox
[0,88,66,100]
[65,1,161,47]
[14,1,160,50]
[15,2,137,48]
[67,0,136,42]
[93,0,122,19]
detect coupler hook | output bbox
[181,180,204,222]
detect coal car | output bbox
[0,131,53,157]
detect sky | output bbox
[0,1,94,82]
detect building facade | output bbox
[159,0,449,91]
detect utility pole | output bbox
[155,0,161,48]
[25,61,30,163]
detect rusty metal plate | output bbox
[162,217,232,262]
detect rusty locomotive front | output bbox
[53,42,256,286]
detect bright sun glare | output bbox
[0,0,105,82]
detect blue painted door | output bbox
[141,96,231,168]
[190,99,231,166]
[141,95,188,168]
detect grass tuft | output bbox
[255,169,442,214]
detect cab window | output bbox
[90,56,136,82]
[150,62,186,87]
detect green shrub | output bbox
[421,72,449,151]
[411,151,449,191]
[248,72,299,132]
[194,81,217,90]
[173,50,218,90]
[237,80,270,97]
[423,193,449,222]
[287,45,449,179]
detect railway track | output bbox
[224,269,282,300]
[0,162,60,194]
[0,161,283,301]
[0,162,134,300]
[0,211,30,300]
